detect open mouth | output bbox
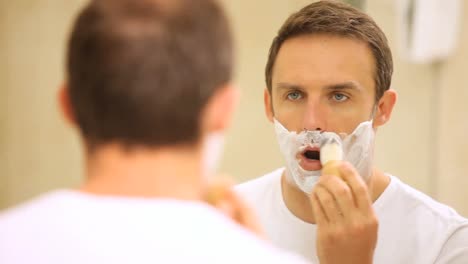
[302,149,320,161]
[298,148,322,171]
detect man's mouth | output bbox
[298,147,322,171]
[303,149,320,160]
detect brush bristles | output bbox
[320,139,343,165]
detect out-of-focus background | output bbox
[1,0,467,216]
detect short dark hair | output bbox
[67,0,233,150]
[265,0,393,102]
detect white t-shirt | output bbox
[0,190,310,264]
[235,168,468,264]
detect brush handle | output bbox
[322,160,341,177]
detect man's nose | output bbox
[302,100,326,131]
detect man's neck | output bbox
[281,168,390,224]
[80,143,205,201]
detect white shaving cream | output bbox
[273,118,374,194]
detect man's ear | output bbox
[373,89,397,127]
[57,84,76,127]
[264,88,274,122]
[201,84,239,134]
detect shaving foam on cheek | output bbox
[273,118,375,194]
[341,120,375,182]
[273,119,321,194]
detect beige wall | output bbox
[0,0,85,208]
[1,0,467,216]
[367,0,436,195]
[437,8,468,214]
[0,4,7,208]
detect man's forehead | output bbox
[273,34,375,73]
[271,35,375,96]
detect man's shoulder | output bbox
[389,176,465,221]
[0,191,65,227]
[0,190,71,260]
[0,190,310,264]
[207,217,310,263]
[235,168,284,197]
[391,178,468,263]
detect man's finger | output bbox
[339,162,372,210]
[313,185,342,223]
[203,176,234,202]
[319,174,355,218]
[310,191,329,225]
[204,177,265,237]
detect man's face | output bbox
[266,34,377,171]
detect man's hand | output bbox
[310,161,378,264]
[204,178,264,238]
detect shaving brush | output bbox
[320,136,344,176]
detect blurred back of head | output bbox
[67,0,233,151]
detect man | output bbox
[0,0,312,263]
[236,1,468,264]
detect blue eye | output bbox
[287,91,302,100]
[333,93,348,102]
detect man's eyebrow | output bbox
[274,81,363,92]
[324,81,363,92]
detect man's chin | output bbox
[298,162,322,172]
[283,166,321,194]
